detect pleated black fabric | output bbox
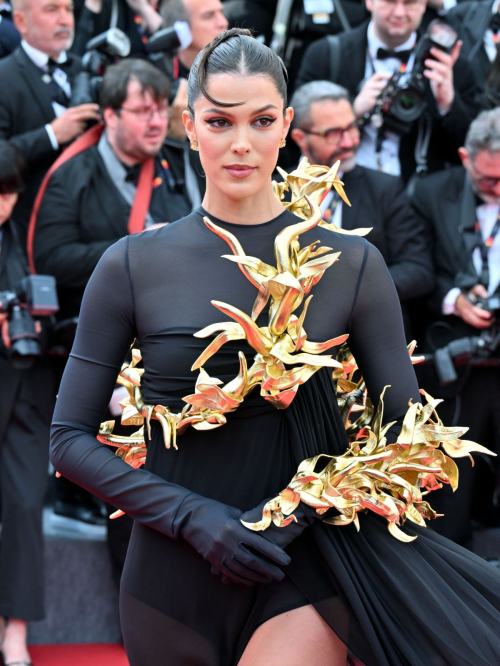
[51,207,500,665]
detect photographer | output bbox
[160,0,228,79]
[447,0,500,91]
[0,0,101,245]
[0,141,56,666]
[290,81,434,338]
[31,58,201,325]
[295,0,480,183]
[72,0,163,57]
[410,108,500,547]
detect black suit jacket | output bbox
[447,0,494,90]
[33,141,202,320]
[341,166,434,302]
[295,22,480,182]
[0,46,81,241]
[410,166,486,343]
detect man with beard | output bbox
[31,58,198,326]
[0,0,101,245]
[411,108,500,547]
[290,80,434,339]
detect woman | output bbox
[50,29,500,665]
[0,141,54,666]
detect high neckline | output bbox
[197,206,291,229]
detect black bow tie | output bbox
[123,162,143,184]
[490,12,500,33]
[376,47,412,63]
[0,7,11,17]
[47,57,70,74]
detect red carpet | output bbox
[28,644,129,665]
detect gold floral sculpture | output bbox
[95,158,495,539]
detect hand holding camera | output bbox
[353,72,392,118]
[50,104,101,145]
[455,284,496,329]
[424,40,462,115]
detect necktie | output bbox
[490,12,500,33]
[376,47,412,63]
[44,58,70,107]
[124,163,143,184]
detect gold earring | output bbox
[279,138,286,148]
[190,140,199,151]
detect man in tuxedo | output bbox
[295,0,480,183]
[447,0,500,91]
[410,108,500,546]
[32,58,202,324]
[290,80,434,336]
[0,0,100,244]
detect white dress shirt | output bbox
[356,22,417,177]
[442,202,500,314]
[21,40,71,150]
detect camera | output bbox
[369,20,458,135]
[0,275,59,370]
[70,28,131,106]
[476,294,500,316]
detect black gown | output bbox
[50,207,500,666]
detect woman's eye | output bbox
[206,118,231,128]
[254,117,277,127]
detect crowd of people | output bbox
[0,0,499,663]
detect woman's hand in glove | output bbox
[174,494,291,586]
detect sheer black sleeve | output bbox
[347,242,421,439]
[49,237,193,538]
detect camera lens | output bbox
[391,87,426,123]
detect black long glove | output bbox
[174,493,291,586]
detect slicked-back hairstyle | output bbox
[100,59,170,111]
[291,81,350,130]
[187,28,288,116]
[0,140,25,194]
[465,108,500,162]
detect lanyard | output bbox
[475,212,500,288]
[322,191,341,224]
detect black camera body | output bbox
[476,294,500,316]
[0,275,59,370]
[70,28,131,106]
[371,20,458,135]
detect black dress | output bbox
[50,207,500,666]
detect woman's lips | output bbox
[224,165,256,178]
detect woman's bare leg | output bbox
[238,604,348,666]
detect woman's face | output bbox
[184,73,293,202]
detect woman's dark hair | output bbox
[100,59,170,111]
[0,140,25,195]
[187,28,288,116]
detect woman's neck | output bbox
[201,180,285,225]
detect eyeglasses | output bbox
[301,121,360,144]
[471,163,500,189]
[376,0,422,9]
[119,105,170,123]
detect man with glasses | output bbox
[295,0,479,183]
[410,108,500,547]
[32,58,201,325]
[290,80,434,338]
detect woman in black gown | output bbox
[50,29,500,666]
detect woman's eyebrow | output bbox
[202,104,278,115]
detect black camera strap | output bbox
[475,213,500,288]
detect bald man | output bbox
[0,0,100,244]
